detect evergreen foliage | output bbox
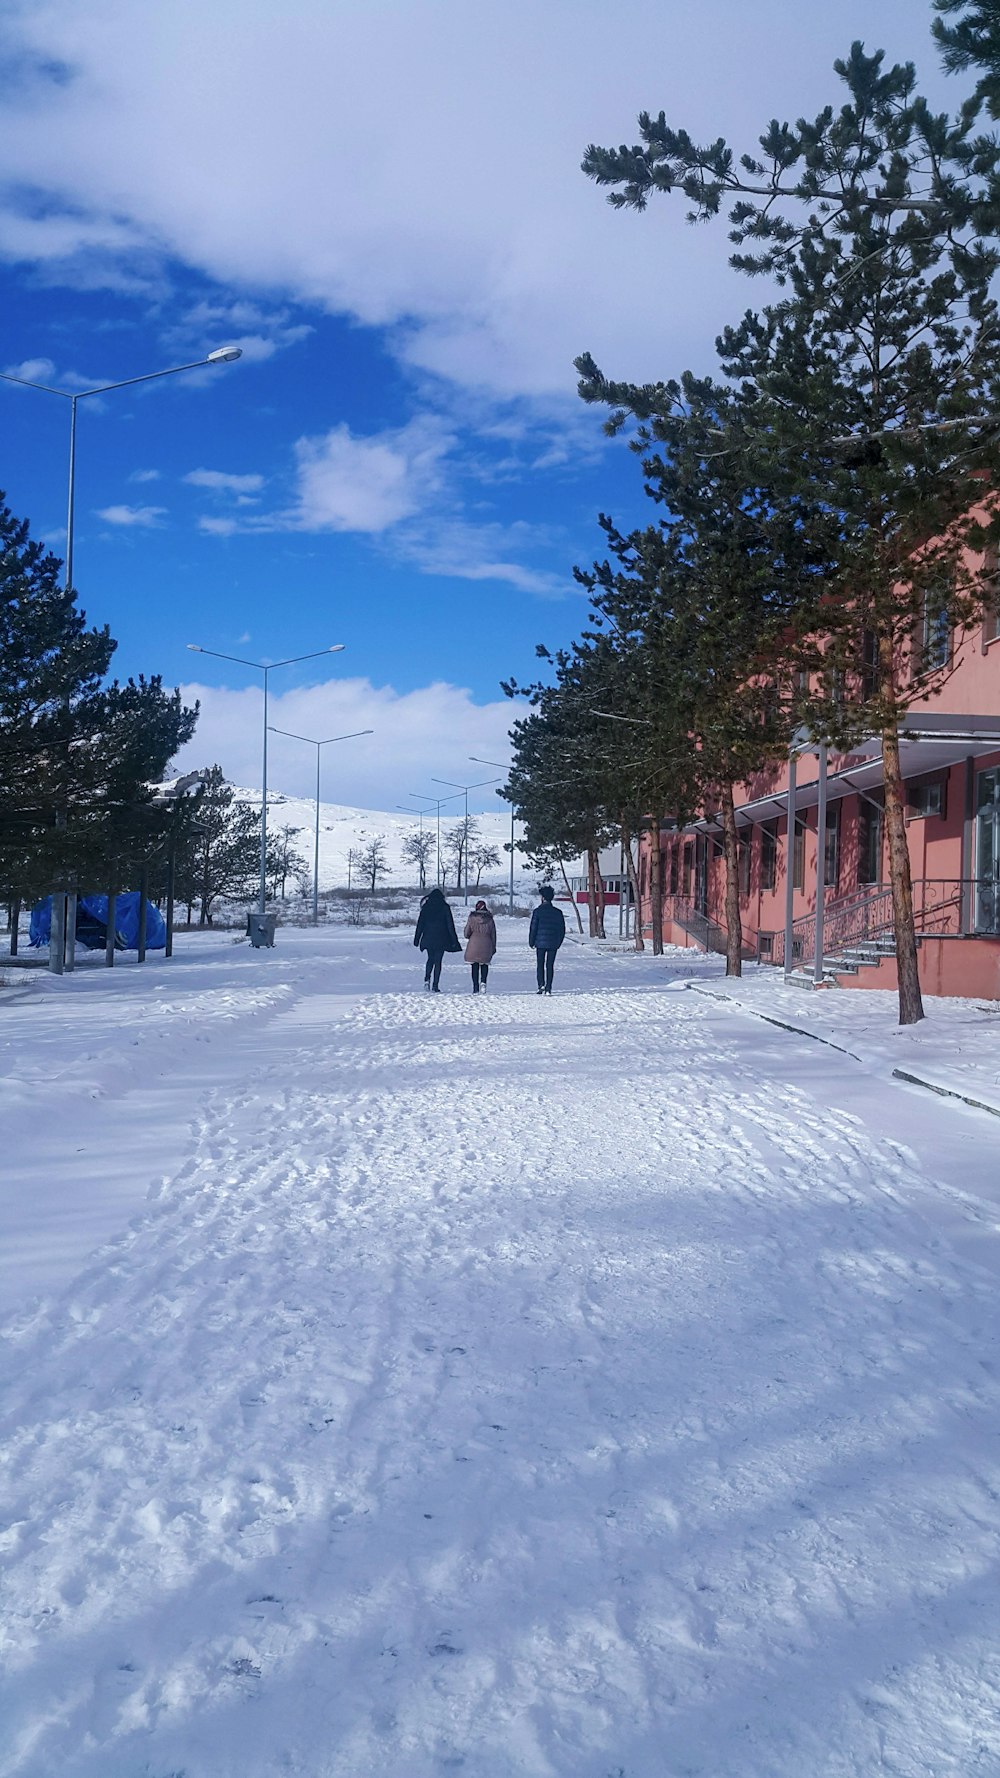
[934,1,1000,116]
[172,766,261,925]
[580,41,1000,1019]
[0,494,198,907]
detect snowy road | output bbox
[2,929,1000,1776]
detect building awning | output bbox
[686,717,1000,833]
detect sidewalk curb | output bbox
[685,983,865,1062]
[890,1068,1000,1121]
[685,982,1000,1120]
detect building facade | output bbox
[639,596,1000,996]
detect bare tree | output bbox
[267,823,309,901]
[469,840,501,887]
[401,828,434,888]
[444,816,479,892]
[357,833,391,892]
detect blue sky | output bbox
[0,0,949,808]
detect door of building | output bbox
[975,766,1000,935]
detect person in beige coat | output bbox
[464,900,497,993]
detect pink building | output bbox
[640,595,1000,997]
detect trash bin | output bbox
[247,912,277,948]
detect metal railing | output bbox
[762,877,998,970]
[662,894,757,961]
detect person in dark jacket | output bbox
[414,886,461,991]
[464,899,497,993]
[528,884,566,995]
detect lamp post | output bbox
[407,790,464,888]
[784,727,829,983]
[469,755,516,916]
[186,643,345,915]
[268,725,373,923]
[0,346,243,592]
[431,775,501,905]
[1,346,243,974]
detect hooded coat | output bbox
[414,888,461,954]
[463,908,497,963]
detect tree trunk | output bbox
[721,782,743,977]
[558,858,584,933]
[876,628,923,1024]
[587,846,605,938]
[882,746,923,1026]
[648,819,663,956]
[621,820,644,951]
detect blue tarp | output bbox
[30,893,167,951]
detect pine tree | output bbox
[172,767,261,925]
[0,494,197,907]
[934,1,1000,116]
[582,42,1000,1020]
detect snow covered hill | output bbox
[232,786,534,893]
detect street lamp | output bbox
[268,725,373,923]
[408,789,464,889]
[431,775,502,906]
[0,347,243,591]
[469,755,516,916]
[783,726,829,983]
[186,643,345,915]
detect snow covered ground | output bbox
[234,787,533,895]
[2,927,1000,1777]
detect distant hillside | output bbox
[233,787,535,893]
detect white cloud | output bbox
[197,514,239,536]
[128,467,160,483]
[170,298,313,363]
[289,417,452,533]
[174,674,527,809]
[185,467,265,494]
[95,503,166,527]
[0,1,935,401]
[3,356,56,383]
[404,519,573,599]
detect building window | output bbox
[792,817,805,891]
[858,800,883,886]
[669,845,679,895]
[920,584,952,673]
[907,779,947,820]
[824,804,840,891]
[761,823,777,892]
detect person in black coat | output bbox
[528,884,566,994]
[413,886,461,991]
